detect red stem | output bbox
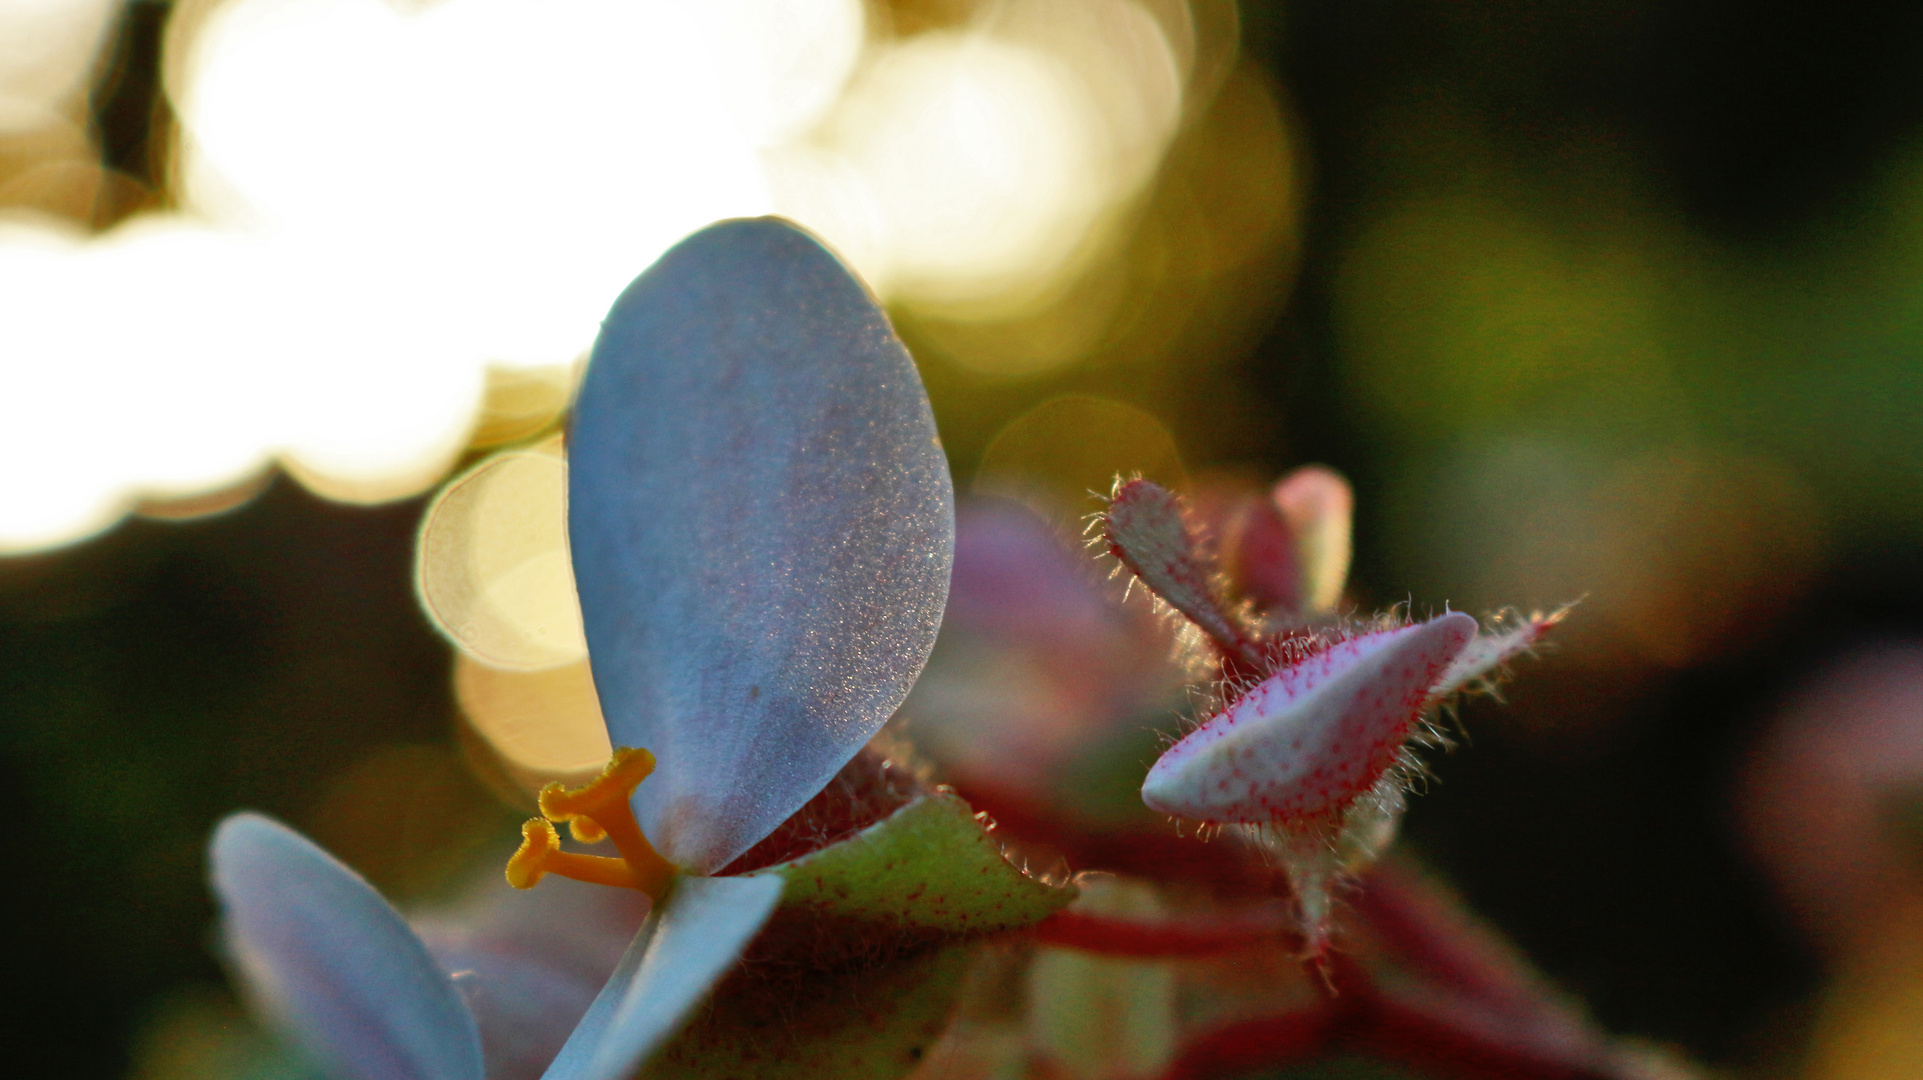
[1157,1009,1336,1080]
[1031,907,1301,958]
[1355,997,1620,1080]
[1159,949,1622,1080]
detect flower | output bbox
[209,216,955,1080]
[1101,476,1562,952]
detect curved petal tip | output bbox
[210,812,484,1080]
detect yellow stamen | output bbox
[504,747,677,899]
[506,818,639,890]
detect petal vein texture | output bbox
[208,813,484,1080]
[569,217,955,873]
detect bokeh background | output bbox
[5,0,1923,1075]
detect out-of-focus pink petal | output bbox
[948,497,1114,643]
[1739,641,1923,950]
[1223,491,1303,615]
[1271,466,1353,615]
[415,875,647,1080]
[909,498,1183,793]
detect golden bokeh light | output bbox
[415,436,586,672]
[169,0,776,369]
[454,655,611,795]
[467,363,576,450]
[976,395,1188,523]
[0,211,486,550]
[793,0,1185,319]
[901,60,1298,379]
[691,0,865,147]
[0,158,149,227]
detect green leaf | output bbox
[755,791,1075,939]
[640,792,1073,1080]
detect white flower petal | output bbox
[208,813,484,1080]
[569,217,955,873]
[541,874,784,1080]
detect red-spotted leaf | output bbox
[1142,613,1478,825]
[642,792,1074,1080]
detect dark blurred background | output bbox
[7,0,1923,1075]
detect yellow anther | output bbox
[505,817,642,892]
[539,747,657,822]
[505,746,677,899]
[507,818,560,889]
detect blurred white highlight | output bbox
[0,0,119,132]
[784,0,1183,315]
[0,0,1194,553]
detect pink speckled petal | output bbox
[1142,613,1477,824]
[1271,466,1353,615]
[1103,479,1253,662]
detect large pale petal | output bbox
[208,813,484,1080]
[569,217,954,872]
[542,874,785,1080]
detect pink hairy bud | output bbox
[1101,478,1259,665]
[1106,470,1567,956]
[1142,613,1478,825]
